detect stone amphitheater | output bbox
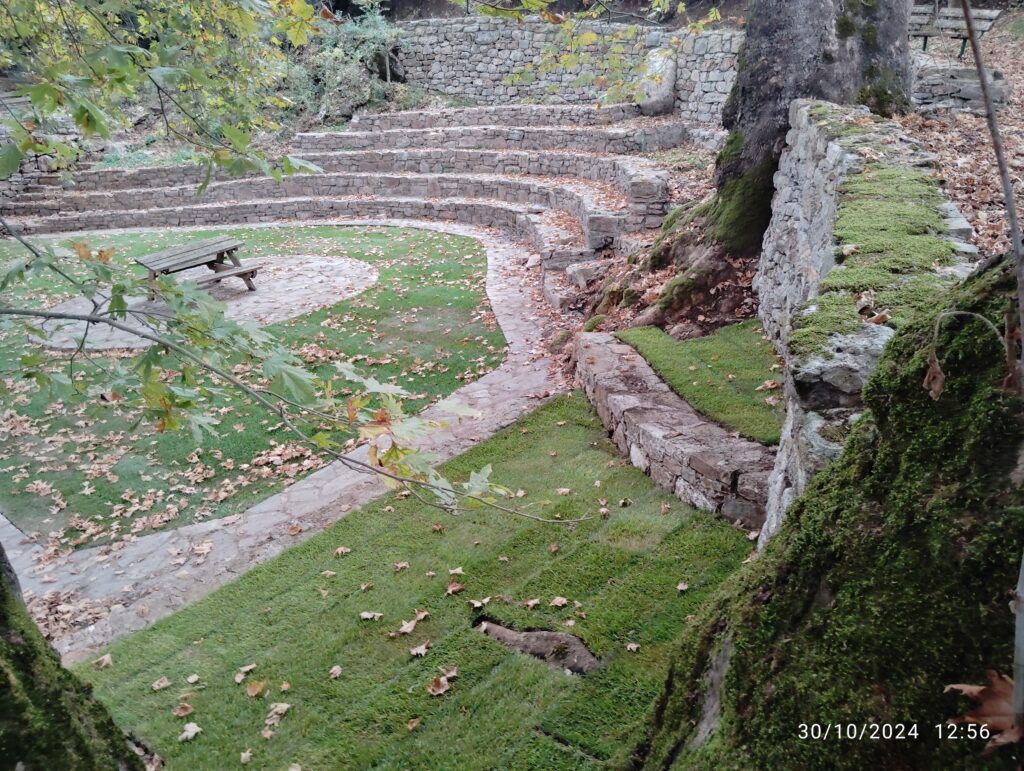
[0,103,710,320]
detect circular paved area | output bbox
[41,253,379,350]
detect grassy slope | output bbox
[79,395,750,770]
[0,225,505,542]
[616,322,785,445]
[638,260,1024,769]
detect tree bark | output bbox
[0,544,142,770]
[707,0,912,255]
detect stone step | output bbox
[56,150,671,222]
[349,103,641,131]
[7,195,593,266]
[1,172,640,251]
[292,119,692,154]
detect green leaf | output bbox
[222,125,250,153]
[0,143,24,178]
[266,360,318,406]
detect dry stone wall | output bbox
[397,16,742,124]
[754,100,976,546]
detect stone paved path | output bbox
[1,219,568,662]
[41,253,380,350]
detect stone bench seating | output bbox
[349,103,641,131]
[9,195,594,267]
[292,120,692,155]
[41,150,669,215]
[1,172,644,250]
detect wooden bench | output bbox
[911,4,1001,58]
[136,236,261,298]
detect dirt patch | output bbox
[476,620,599,674]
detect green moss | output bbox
[856,67,911,117]
[704,155,776,256]
[638,259,1024,770]
[860,23,878,47]
[791,162,958,358]
[583,314,607,332]
[1,571,142,769]
[836,13,856,38]
[620,287,641,307]
[715,130,744,169]
[617,322,785,445]
[656,274,698,311]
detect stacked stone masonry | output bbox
[575,333,775,527]
[397,17,743,125]
[754,100,976,546]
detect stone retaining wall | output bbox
[292,120,691,154]
[575,332,775,527]
[754,100,976,546]
[398,17,742,124]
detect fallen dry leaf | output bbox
[446,580,464,596]
[550,596,568,608]
[241,749,252,764]
[448,566,464,576]
[264,702,290,727]
[394,561,410,572]
[261,727,275,740]
[329,665,342,679]
[439,665,458,679]
[245,680,266,698]
[945,670,1021,751]
[556,487,571,496]
[469,597,491,609]
[360,582,373,591]
[172,703,194,717]
[677,582,689,592]
[427,676,451,696]
[186,674,200,684]
[334,546,351,557]
[234,663,257,684]
[410,641,430,657]
[93,653,112,669]
[321,570,336,578]
[407,717,421,731]
[280,682,290,692]
[549,543,559,554]
[177,722,202,742]
[360,611,383,621]
[523,598,540,609]
[152,676,171,691]
[626,642,640,653]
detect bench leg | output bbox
[922,36,928,52]
[226,249,257,292]
[959,38,967,58]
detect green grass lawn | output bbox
[79,394,749,770]
[616,322,785,445]
[0,225,505,543]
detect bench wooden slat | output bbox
[193,263,263,285]
[138,236,244,271]
[935,17,997,34]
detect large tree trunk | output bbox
[706,0,912,255]
[0,545,142,770]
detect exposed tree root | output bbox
[476,620,599,674]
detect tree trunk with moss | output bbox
[0,545,142,770]
[634,258,1024,768]
[707,0,911,255]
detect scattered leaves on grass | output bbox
[240,749,252,764]
[172,703,194,717]
[427,676,450,696]
[280,682,290,692]
[246,680,266,698]
[410,641,430,657]
[677,582,690,592]
[186,674,200,684]
[556,487,571,496]
[431,523,445,533]
[626,643,640,653]
[498,555,509,563]
[407,718,421,731]
[177,722,202,742]
[660,502,671,514]
[329,665,342,679]
[360,582,373,591]
[321,570,336,578]
[469,597,491,608]
[152,676,171,691]
[446,580,464,596]
[549,543,559,554]
[550,596,568,608]
[360,611,383,621]
[448,566,464,576]
[394,561,410,572]
[523,598,540,609]
[93,653,112,669]
[334,546,351,557]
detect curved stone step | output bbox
[8,195,594,267]
[1,172,634,251]
[53,150,670,222]
[349,103,641,131]
[293,120,691,154]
